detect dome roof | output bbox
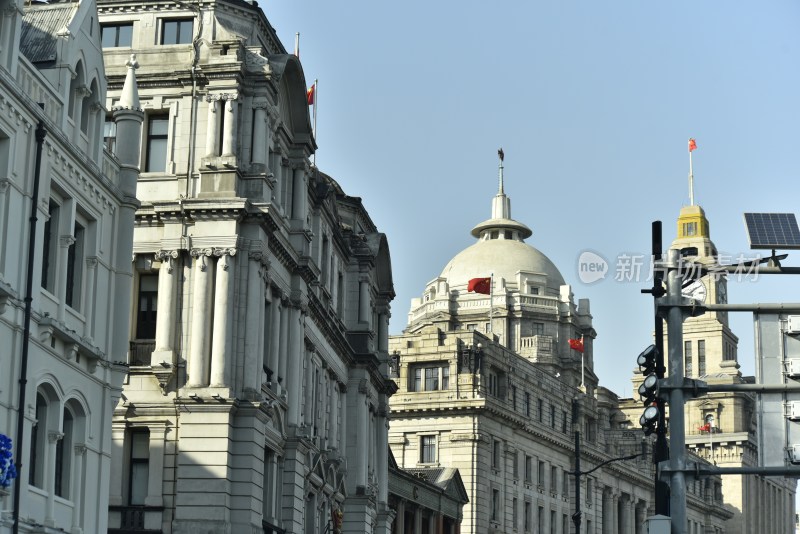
[440,238,566,294]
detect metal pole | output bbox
[666,248,687,533]
[651,221,670,516]
[573,430,581,533]
[13,118,46,534]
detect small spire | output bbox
[114,54,141,112]
[497,147,505,194]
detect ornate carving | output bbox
[85,257,98,269]
[190,248,213,272]
[48,431,64,443]
[156,250,179,273]
[59,235,76,248]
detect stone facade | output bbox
[388,161,732,534]
[97,1,397,532]
[0,0,142,531]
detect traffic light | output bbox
[637,345,661,436]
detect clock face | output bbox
[682,280,707,303]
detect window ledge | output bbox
[39,315,104,367]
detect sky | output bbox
[264,1,800,398]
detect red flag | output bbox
[698,423,711,432]
[467,277,491,295]
[568,337,584,353]
[688,138,697,152]
[307,84,315,106]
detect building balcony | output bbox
[129,339,155,366]
[108,505,163,533]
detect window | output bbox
[512,497,518,526]
[491,489,500,522]
[101,23,133,47]
[129,431,150,505]
[41,201,60,292]
[538,399,543,422]
[512,451,519,478]
[524,455,532,482]
[563,468,569,495]
[561,411,567,433]
[55,408,73,498]
[65,221,85,310]
[533,322,544,335]
[512,385,517,410]
[698,340,706,375]
[550,404,556,428]
[145,115,169,172]
[683,221,697,236]
[537,461,545,488]
[409,364,449,392]
[550,466,557,493]
[420,435,436,463]
[724,342,736,361]
[492,439,501,469]
[537,506,544,532]
[29,393,48,487]
[684,340,693,376]
[161,19,193,44]
[524,501,531,531]
[550,510,556,534]
[586,477,593,503]
[136,274,158,339]
[103,118,116,153]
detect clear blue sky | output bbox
[266,1,800,397]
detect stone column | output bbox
[221,95,238,156]
[56,234,75,321]
[210,249,236,387]
[602,489,613,533]
[621,494,631,534]
[395,500,405,534]
[152,251,178,363]
[205,96,220,157]
[83,257,97,340]
[187,249,213,387]
[0,179,8,276]
[278,299,289,393]
[109,422,126,506]
[145,425,167,507]
[244,252,266,392]
[72,85,91,130]
[286,302,305,426]
[291,166,306,221]
[358,277,370,324]
[375,402,389,503]
[44,431,64,527]
[269,292,282,387]
[378,310,390,354]
[71,444,86,533]
[251,103,268,165]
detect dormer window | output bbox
[491,231,498,239]
[683,222,698,237]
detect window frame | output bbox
[101,23,133,47]
[160,18,194,45]
[128,430,150,506]
[419,435,436,464]
[144,114,170,173]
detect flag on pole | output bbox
[698,423,711,432]
[307,84,315,106]
[467,277,491,295]
[568,337,584,353]
[688,138,697,152]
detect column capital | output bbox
[85,256,99,269]
[73,443,87,455]
[252,100,269,110]
[213,247,237,258]
[48,431,64,443]
[59,235,76,248]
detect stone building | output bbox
[620,202,797,533]
[388,157,732,534]
[0,0,142,531]
[96,1,397,532]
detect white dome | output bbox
[440,238,565,294]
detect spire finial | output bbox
[497,147,505,194]
[688,138,697,206]
[114,54,142,112]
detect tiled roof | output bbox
[21,3,78,64]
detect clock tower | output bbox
[671,204,738,374]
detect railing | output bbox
[129,340,155,366]
[17,58,63,124]
[519,335,553,352]
[262,520,286,534]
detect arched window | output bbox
[55,407,73,497]
[28,393,48,487]
[68,61,85,120]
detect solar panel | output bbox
[743,213,800,250]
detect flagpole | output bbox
[688,138,695,206]
[489,273,494,336]
[580,335,585,391]
[312,78,318,167]
[294,32,300,57]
